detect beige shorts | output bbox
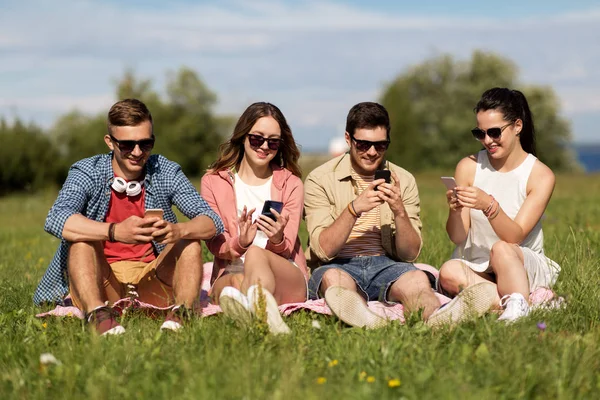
[70,259,173,310]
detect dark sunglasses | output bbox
[247,133,282,151]
[110,135,155,153]
[471,122,513,141]
[351,136,390,153]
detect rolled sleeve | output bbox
[44,166,93,239]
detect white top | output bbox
[231,173,272,267]
[452,150,545,272]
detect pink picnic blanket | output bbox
[35,262,562,323]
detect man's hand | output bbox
[113,215,159,244]
[151,219,183,245]
[352,179,385,215]
[257,208,289,244]
[375,171,406,216]
[455,186,492,211]
[238,206,258,248]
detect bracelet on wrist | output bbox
[487,204,501,220]
[108,223,117,242]
[347,202,358,218]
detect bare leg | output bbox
[138,240,203,308]
[489,241,529,303]
[438,259,501,309]
[387,270,440,320]
[68,241,122,313]
[319,268,358,295]
[241,246,306,304]
[211,273,244,305]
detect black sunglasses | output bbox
[247,133,282,151]
[110,135,155,154]
[350,136,390,153]
[471,122,513,141]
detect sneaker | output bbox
[247,284,291,335]
[426,281,497,328]
[324,286,388,329]
[497,293,530,323]
[86,306,125,336]
[219,286,253,327]
[160,305,192,332]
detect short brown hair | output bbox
[107,99,153,134]
[346,102,390,140]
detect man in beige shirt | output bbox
[304,102,496,328]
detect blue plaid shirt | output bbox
[33,153,224,305]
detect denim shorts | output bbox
[308,255,417,302]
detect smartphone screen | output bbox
[261,200,283,221]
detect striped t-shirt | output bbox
[337,171,386,258]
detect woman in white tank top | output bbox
[438,88,560,323]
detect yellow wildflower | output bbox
[42,322,47,329]
[316,377,327,384]
[388,379,401,388]
[328,359,339,367]
[367,376,375,383]
[359,371,367,381]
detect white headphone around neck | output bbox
[111,177,142,197]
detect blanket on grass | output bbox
[36,262,562,323]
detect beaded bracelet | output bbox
[487,203,501,220]
[483,195,496,217]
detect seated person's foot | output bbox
[86,305,125,336]
[247,285,290,335]
[426,281,497,328]
[160,305,193,332]
[324,286,388,329]
[219,286,253,326]
[497,293,529,323]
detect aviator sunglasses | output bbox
[471,122,513,141]
[350,136,390,153]
[247,133,282,150]
[109,135,155,153]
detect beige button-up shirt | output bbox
[304,153,422,269]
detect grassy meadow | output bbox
[1,156,600,399]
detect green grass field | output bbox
[1,168,600,399]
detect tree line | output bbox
[0,51,579,195]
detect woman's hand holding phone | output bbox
[257,208,289,245]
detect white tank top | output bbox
[451,150,545,272]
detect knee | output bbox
[179,239,202,258]
[438,261,466,289]
[490,241,514,264]
[321,268,350,287]
[243,246,267,269]
[68,241,99,260]
[392,270,430,294]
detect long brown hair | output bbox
[208,102,302,177]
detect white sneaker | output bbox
[497,293,530,323]
[219,286,253,327]
[427,281,497,328]
[247,285,290,335]
[324,286,388,329]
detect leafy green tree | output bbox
[0,118,62,194]
[380,50,579,171]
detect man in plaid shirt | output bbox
[34,99,223,335]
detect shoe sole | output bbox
[247,285,290,335]
[160,320,183,332]
[102,325,126,335]
[427,281,497,328]
[324,286,388,329]
[219,288,253,327]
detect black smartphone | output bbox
[261,200,284,221]
[374,169,391,190]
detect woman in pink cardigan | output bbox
[201,102,308,334]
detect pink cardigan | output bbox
[200,165,308,284]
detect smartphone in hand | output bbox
[374,170,391,191]
[261,200,284,221]
[440,177,457,198]
[144,208,164,220]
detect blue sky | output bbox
[1,0,599,150]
